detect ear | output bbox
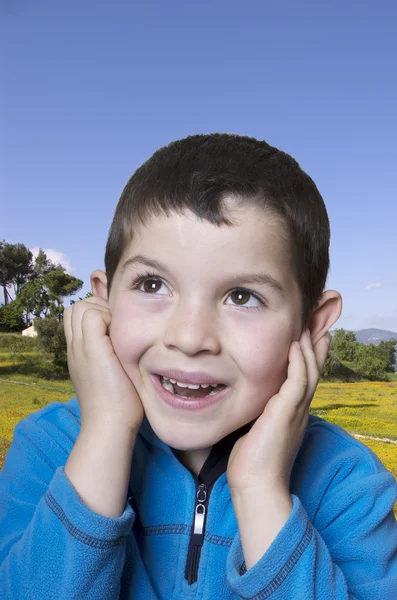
[90,270,108,301]
[307,290,343,346]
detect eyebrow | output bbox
[121,255,286,298]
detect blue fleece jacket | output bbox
[0,396,396,599]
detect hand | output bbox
[226,328,331,496]
[64,296,145,433]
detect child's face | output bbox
[100,203,304,453]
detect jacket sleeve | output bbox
[0,411,136,600]
[226,451,397,599]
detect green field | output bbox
[1,353,396,520]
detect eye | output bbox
[226,289,265,310]
[130,273,168,295]
[129,272,266,310]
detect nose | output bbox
[162,300,221,356]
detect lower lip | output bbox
[151,374,229,411]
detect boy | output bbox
[1,133,396,599]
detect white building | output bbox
[22,323,38,338]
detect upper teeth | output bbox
[162,376,221,390]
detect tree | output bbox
[331,329,359,362]
[0,299,25,330]
[322,348,342,379]
[18,279,51,322]
[374,340,397,373]
[31,248,59,279]
[43,269,83,321]
[0,241,34,305]
[354,344,389,381]
[0,244,85,330]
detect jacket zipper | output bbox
[185,482,208,584]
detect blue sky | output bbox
[2,0,396,332]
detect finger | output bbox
[70,300,110,350]
[298,330,321,403]
[63,306,73,351]
[82,296,109,306]
[277,341,308,408]
[81,308,112,351]
[80,303,110,340]
[313,334,331,375]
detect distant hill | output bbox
[329,328,397,371]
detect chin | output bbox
[149,414,222,451]
[162,426,214,451]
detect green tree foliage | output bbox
[321,329,395,382]
[374,340,397,372]
[322,348,342,379]
[331,329,359,361]
[0,243,83,329]
[31,248,59,279]
[43,269,83,321]
[0,299,25,329]
[0,241,34,305]
[354,343,389,381]
[1,242,89,372]
[18,279,51,320]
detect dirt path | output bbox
[352,434,397,445]
[0,378,71,394]
[0,379,41,387]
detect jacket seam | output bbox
[239,519,313,599]
[145,524,191,536]
[45,491,124,548]
[143,524,234,547]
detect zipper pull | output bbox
[193,483,207,535]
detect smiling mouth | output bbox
[158,375,227,399]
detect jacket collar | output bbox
[138,414,256,481]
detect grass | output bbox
[1,351,396,519]
[310,381,397,440]
[0,352,74,469]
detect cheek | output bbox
[107,303,155,364]
[237,323,291,391]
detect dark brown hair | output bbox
[105,133,330,329]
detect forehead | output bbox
[119,205,297,293]
[132,204,290,252]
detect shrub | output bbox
[354,344,389,381]
[0,333,38,351]
[322,349,342,379]
[13,356,69,380]
[34,317,67,364]
[34,360,69,380]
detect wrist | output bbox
[230,479,290,501]
[231,485,293,523]
[231,487,293,571]
[232,487,292,506]
[81,415,139,442]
